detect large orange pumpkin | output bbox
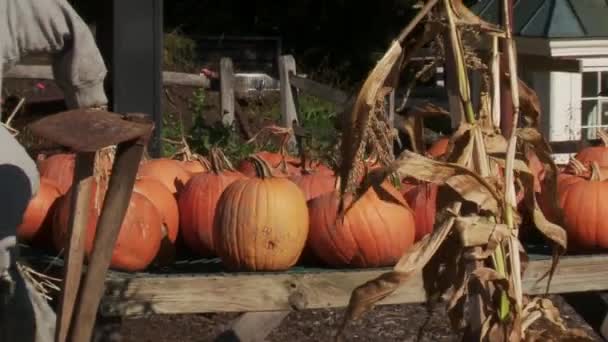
[289,170,337,202]
[134,176,179,243]
[289,168,337,265]
[214,156,309,271]
[17,177,62,244]
[178,149,245,256]
[137,158,191,194]
[401,181,438,242]
[38,153,75,194]
[537,158,588,223]
[574,130,608,172]
[558,162,608,250]
[307,182,416,268]
[52,178,102,253]
[53,181,163,272]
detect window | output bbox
[581,71,608,139]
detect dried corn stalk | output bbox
[335,0,568,341]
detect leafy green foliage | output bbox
[296,95,339,160]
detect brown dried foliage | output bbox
[334,1,569,341]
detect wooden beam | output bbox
[4,65,211,88]
[214,312,290,342]
[220,58,236,126]
[288,73,349,106]
[99,254,608,317]
[518,54,582,73]
[548,139,599,154]
[278,55,298,151]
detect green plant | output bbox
[296,94,339,160]
[163,30,199,72]
[186,88,262,161]
[160,112,182,157]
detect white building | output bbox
[472,0,608,161]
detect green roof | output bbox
[471,0,608,38]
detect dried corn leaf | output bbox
[499,56,542,128]
[515,128,566,294]
[379,150,502,212]
[455,215,509,248]
[522,297,566,333]
[450,0,503,34]
[338,41,403,211]
[336,203,461,340]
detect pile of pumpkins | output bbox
[34,133,604,273]
[19,145,451,273]
[535,135,608,252]
[413,134,608,253]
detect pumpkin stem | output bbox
[567,158,588,176]
[250,154,275,179]
[209,147,236,174]
[334,176,342,192]
[193,153,212,170]
[591,162,604,181]
[598,129,608,146]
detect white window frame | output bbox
[580,70,608,139]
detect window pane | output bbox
[581,127,597,140]
[583,72,598,97]
[582,100,598,126]
[603,101,608,125]
[601,71,608,96]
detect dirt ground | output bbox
[95,295,603,342]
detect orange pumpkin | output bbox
[137,158,191,194]
[53,181,163,272]
[180,156,211,175]
[178,149,245,255]
[538,158,588,223]
[17,177,62,244]
[308,182,416,268]
[52,179,102,253]
[426,137,450,158]
[559,162,608,250]
[289,167,337,265]
[289,170,337,202]
[401,181,438,242]
[237,151,301,177]
[134,176,179,243]
[214,156,309,271]
[38,153,75,194]
[575,130,608,172]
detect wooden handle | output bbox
[55,152,95,342]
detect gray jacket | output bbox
[1,0,108,109]
[1,1,108,341]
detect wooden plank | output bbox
[519,54,582,73]
[55,153,95,342]
[99,254,608,317]
[215,312,290,342]
[548,139,597,154]
[220,58,236,126]
[4,65,211,88]
[288,73,349,106]
[278,55,298,151]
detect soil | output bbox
[99,295,602,342]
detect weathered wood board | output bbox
[99,254,608,317]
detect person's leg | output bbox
[0,126,55,342]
